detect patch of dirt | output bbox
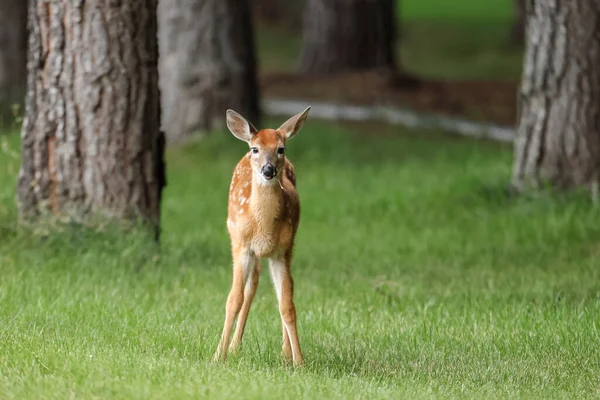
[260,71,519,127]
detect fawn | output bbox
[213,107,311,366]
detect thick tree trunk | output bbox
[158,0,261,143]
[0,0,27,108]
[298,0,397,75]
[18,0,166,235]
[512,0,600,191]
[510,0,526,45]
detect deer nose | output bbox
[262,164,276,179]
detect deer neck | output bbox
[250,173,284,224]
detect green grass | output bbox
[1,120,600,399]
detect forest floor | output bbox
[2,122,600,399]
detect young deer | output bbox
[214,107,311,366]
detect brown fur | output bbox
[214,108,310,366]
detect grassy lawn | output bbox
[1,120,600,399]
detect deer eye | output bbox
[277,147,285,155]
[251,147,259,154]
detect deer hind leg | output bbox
[229,256,261,353]
[214,247,255,362]
[269,255,304,366]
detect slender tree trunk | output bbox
[512,0,600,192]
[298,0,397,75]
[18,0,166,235]
[158,0,261,143]
[0,0,27,111]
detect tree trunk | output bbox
[18,0,166,236]
[512,0,600,192]
[510,0,526,45]
[298,0,397,75]
[158,0,261,143]
[0,0,27,112]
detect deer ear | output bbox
[278,106,311,140]
[226,109,258,142]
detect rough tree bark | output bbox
[158,0,261,143]
[512,0,600,192]
[0,0,27,105]
[18,0,166,236]
[298,0,397,75]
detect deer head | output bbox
[226,107,311,185]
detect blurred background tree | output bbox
[159,0,261,143]
[298,0,397,75]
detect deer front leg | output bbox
[229,256,261,353]
[269,256,304,366]
[214,247,255,362]
[281,319,292,362]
